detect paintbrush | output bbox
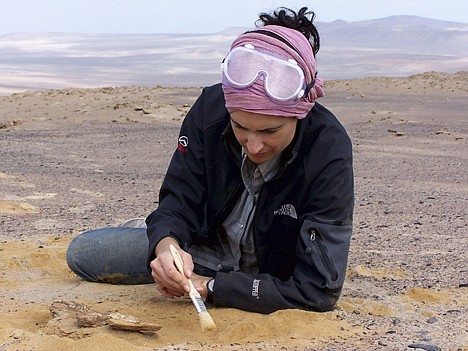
[169,244,217,331]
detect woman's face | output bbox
[230,110,298,164]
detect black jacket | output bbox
[146,83,354,314]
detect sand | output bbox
[0,72,467,350]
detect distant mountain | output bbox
[316,15,468,78]
[1,16,467,93]
[320,15,468,53]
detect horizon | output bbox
[0,15,468,37]
[1,14,468,36]
[1,15,467,95]
[1,0,468,35]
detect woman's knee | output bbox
[66,231,99,281]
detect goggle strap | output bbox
[303,72,318,98]
[245,29,299,53]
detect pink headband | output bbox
[222,25,324,119]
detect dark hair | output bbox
[257,7,320,56]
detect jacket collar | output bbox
[221,116,305,172]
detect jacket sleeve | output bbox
[213,115,354,314]
[214,220,352,313]
[145,88,209,263]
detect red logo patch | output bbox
[178,136,188,154]
[177,143,188,154]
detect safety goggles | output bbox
[221,44,310,102]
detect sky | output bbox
[1,0,467,35]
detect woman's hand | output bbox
[189,273,211,299]
[150,237,193,298]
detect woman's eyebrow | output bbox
[259,125,283,132]
[230,117,284,131]
[230,117,242,126]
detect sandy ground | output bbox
[0,72,467,350]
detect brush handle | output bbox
[169,244,201,298]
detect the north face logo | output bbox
[273,204,297,219]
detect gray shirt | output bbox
[189,150,281,273]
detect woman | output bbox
[67,7,354,314]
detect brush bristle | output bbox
[199,311,217,331]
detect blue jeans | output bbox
[66,226,217,284]
[66,227,154,284]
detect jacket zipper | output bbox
[308,227,338,280]
[252,189,263,269]
[211,181,243,233]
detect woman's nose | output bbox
[246,135,263,154]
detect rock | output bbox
[107,313,162,332]
[49,300,162,333]
[76,311,110,327]
[408,343,441,351]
